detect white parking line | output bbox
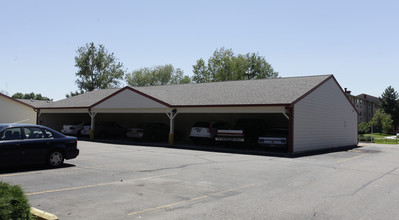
[338,153,370,163]
[0,171,42,177]
[26,172,179,196]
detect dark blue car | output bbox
[0,124,79,168]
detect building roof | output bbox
[135,75,332,106]
[37,74,333,109]
[356,93,380,104]
[17,99,54,108]
[38,89,119,108]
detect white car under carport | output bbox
[61,121,88,136]
[258,128,288,148]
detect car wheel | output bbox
[47,151,64,168]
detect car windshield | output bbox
[138,123,151,128]
[193,122,209,128]
[213,122,230,129]
[236,119,263,129]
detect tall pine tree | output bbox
[379,86,399,129]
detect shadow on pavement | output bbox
[78,137,359,158]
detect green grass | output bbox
[360,133,399,144]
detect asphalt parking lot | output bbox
[1,141,399,219]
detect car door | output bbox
[0,127,24,166]
[21,127,51,164]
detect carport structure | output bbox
[36,74,358,154]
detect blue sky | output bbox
[1,0,398,101]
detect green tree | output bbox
[192,58,210,83]
[192,47,279,83]
[74,42,126,92]
[126,64,190,87]
[12,92,52,101]
[358,122,370,134]
[369,109,393,134]
[242,52,279,79]
[11,92,24,99]
[65,90,84,98]
[379,86,399,128]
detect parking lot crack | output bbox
[331,166,399,197]
[128,184,255,216]
[137,161,214,173]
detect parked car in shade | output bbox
[0,124,79,168]
[258,128,289,148]
[61,121,89,136]
[80,121,126,138]
[126,123,169,141]
[190,121,231,144]
[215,118,268,145]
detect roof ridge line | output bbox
[129,74,333,89]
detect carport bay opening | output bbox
[37,112,289,142]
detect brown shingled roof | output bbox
[135,75,332,106]
[36,75,333,109]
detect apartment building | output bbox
[345,89,380,123]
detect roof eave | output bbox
[172,103,292,108]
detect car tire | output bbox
[47,150,65,168]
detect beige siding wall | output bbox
[293,79,357,152]
[0,96,36,124]
[94,89,167,109]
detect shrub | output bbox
[358,134,374,142]
[0,182,32,219]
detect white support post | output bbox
[283,113,289,120]
[166,109,178,145]
[88,109,97,140]
[283,107,290,120]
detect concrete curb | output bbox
[30,207,58,220]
